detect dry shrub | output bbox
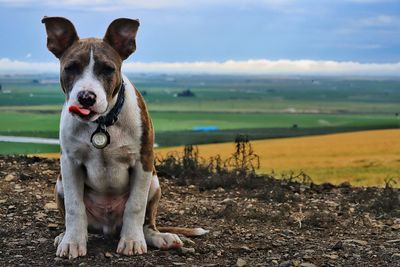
[226,135,260,174]
[279,171,313,185]
[156,135,267,190]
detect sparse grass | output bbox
[156,136,266,190]
[369,177,400,216]
[156,129,400,187]
[350,176,400,217]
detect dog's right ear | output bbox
[41,16,79,59]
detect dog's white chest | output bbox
[84,146,136,193]
[64,127,140,193]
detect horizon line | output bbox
[0,58,399,77]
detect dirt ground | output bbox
[0,155,399,267]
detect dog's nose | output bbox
[77,90,96,107]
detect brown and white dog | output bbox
[42,17,207,259]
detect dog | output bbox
[42,16,208,259]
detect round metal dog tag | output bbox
[91,129,110,149]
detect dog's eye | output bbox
[103,65,115,75]
[64,63,80,75]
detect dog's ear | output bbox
[103,18,140,60]
[42,16,79,59]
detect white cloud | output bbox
[1,57,399,76]
[0,58,58,73]
[124,60,400,76]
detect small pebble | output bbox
[179,247,195,255]
[237,258,247,267]
[4,173,16,182]
[47,223,58,229]
[44,202,57,210]
[325,254,339,260]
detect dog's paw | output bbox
[151,232,183,250]
[54,232,64,247]
[117,236,147,255]
[55,232,87,259]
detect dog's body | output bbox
[42,17,206,259]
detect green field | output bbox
[3,75,400,112]
[0,74,399,154]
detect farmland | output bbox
[0,74,400,186]
[1,74,399,150]
[0,110,396,137]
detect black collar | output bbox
[96,82,125,127]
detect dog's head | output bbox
[42,17,139,122]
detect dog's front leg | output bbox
[56,156,88,259]
[117,162,152,255]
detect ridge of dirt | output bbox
[0,155,399,267]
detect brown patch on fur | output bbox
[134,88,154,172]
[145,187,161,231]
[55,175,65,220]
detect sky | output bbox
[0,0,399,75]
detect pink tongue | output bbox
[69,105,91,116]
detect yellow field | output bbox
[38,129,400,187]
[156,129,400,187]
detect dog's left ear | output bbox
[104,18,140,60]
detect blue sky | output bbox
[0,0,399,75]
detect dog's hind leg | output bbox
[55,175,65,218]
[143,172,183,250]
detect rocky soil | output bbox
[0,155,399,266]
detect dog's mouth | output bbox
[69,105,97,120]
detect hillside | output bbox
[0,155,399,266]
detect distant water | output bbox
[0,136,159,147]
[0,136,59,145]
